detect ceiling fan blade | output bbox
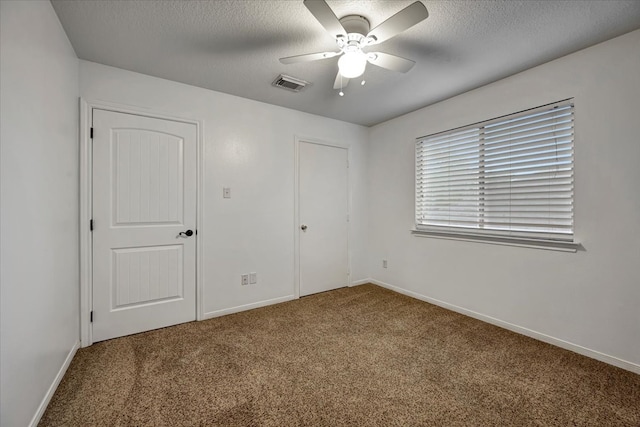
[333,71,350,90]
[368,52,416,73]
[367,1,429,45]
[280,51,340,64]
[303,0,347,38]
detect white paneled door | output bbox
[92,109,197,342]
[299,141,349,296]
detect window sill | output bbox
[411,229,582,252]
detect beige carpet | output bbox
[40,284,640,426]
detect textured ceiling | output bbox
[51,0,640,126]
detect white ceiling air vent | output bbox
[272,74,310,92]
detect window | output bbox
[415,100,574,243]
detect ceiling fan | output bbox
[280,0,429,91]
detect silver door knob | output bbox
[301,224,307,231]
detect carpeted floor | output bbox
[40,284,640,426]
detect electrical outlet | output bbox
[241,274,249,286]
[383,259,388,268]
[249,272,257,284]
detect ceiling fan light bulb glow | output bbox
[338,52,367,78]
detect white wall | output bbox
[0,1,80,426]
[367,29,640,371]
[79,61,369,317]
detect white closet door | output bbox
[299,141,349,296]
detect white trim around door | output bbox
[79,98,204,347]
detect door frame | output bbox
[294,136,352,299]
[79,98,204,347]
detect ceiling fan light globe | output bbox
[338,52,367,78]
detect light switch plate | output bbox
[223,187,231,198]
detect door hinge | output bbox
[90,219,94,231]
[90,311,94,322]
[90,127,94,139]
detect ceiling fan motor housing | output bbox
[339,15,370,36]
[337,15,373,51]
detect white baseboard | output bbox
[203,295,296,319]
[29,340,80,427]
[369,279,640,375]
[350,278,372,287]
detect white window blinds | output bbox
[416,100,574,241]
